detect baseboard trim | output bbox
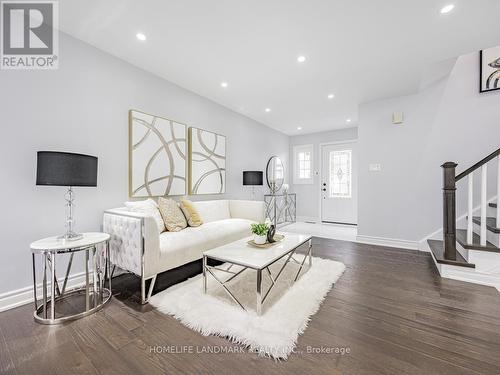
[0,271,87,313]
[439,264,500,292]
[356,235,419,250]
[429,248,500,292]
[296,216,319,223]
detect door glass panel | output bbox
[329,150,351,198]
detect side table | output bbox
[30,232,111,324]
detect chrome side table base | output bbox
[34,288,112,325]
[31,233,111,325]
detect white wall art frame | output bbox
[129,109,187,197]
[188,127,226,195]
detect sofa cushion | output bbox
[192,199,231,223]
[180,199,203,227]
[229,200,266,222]
[158,197,187,232]
[125,199,165,233]
[158,218,253,270]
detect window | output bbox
[329,150,351,198]
[298,151,311,179]
[293,144,313,184]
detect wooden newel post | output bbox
[442,162,457,260]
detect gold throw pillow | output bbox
[180,199,203,227]
[158,198,187,232]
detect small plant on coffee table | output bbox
[251,223,269,236]
[251,223,269,245]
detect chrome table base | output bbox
[34,288,112,325]
[32,242,111,325]
[203,239,312,315]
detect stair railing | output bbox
[442,147,500,257]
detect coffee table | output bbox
[202,232,312,315]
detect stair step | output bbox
[490,203,497,208]
[427,239,475,268]
[456,229,500,252]
[471,216,500,233]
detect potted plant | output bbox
[251,223,269,245]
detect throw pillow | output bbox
[125,198,166,233]
[180,199,203,227]
[158,197,187,232]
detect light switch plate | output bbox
[369,163,382,171]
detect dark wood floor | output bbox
[2,237,500,375]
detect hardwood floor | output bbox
[2,238,500,374]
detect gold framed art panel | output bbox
[188,127,226,195]
[128,109,187,198]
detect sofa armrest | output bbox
[228,200,266,222]
[103,209,159,278]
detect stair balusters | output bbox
[480,165,488,246]
[443,147,500,259]
[467,173,473,244]
[497,155,500,227]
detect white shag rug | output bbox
[149,255,345,359]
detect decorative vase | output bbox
[253,234,267,245]
[267,225,276,243]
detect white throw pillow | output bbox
[158,197,187,232]
[125,199,166,233]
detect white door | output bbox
[321,142,358,224]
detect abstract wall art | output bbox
[188,127,226,194]
[129,110,187,197]
[480,46,500,93]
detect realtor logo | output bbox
[1,1,58,69]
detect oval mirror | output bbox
[266,156,285,193]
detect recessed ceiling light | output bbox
[265,108,271,113]
[346,118,352,123]
[136,33,146,41]
[297,126,302,130]
[327,94,335,99]
[220,82,228,88]
[297,56,306,63]
[440,4,454,14]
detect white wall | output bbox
[0,33,289,296]
[289,127,358,220]
[358,52,500,243]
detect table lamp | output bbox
[243,171,263,200]
[36,151,98,241]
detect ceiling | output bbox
[59,0,500,135]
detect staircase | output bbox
[428,148,500,290]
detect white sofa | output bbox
[103,199,265,303]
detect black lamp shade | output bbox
[36,151,98,187]
[243,171,263,186]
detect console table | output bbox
[30,232,111,325]
[264,193,296,227]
